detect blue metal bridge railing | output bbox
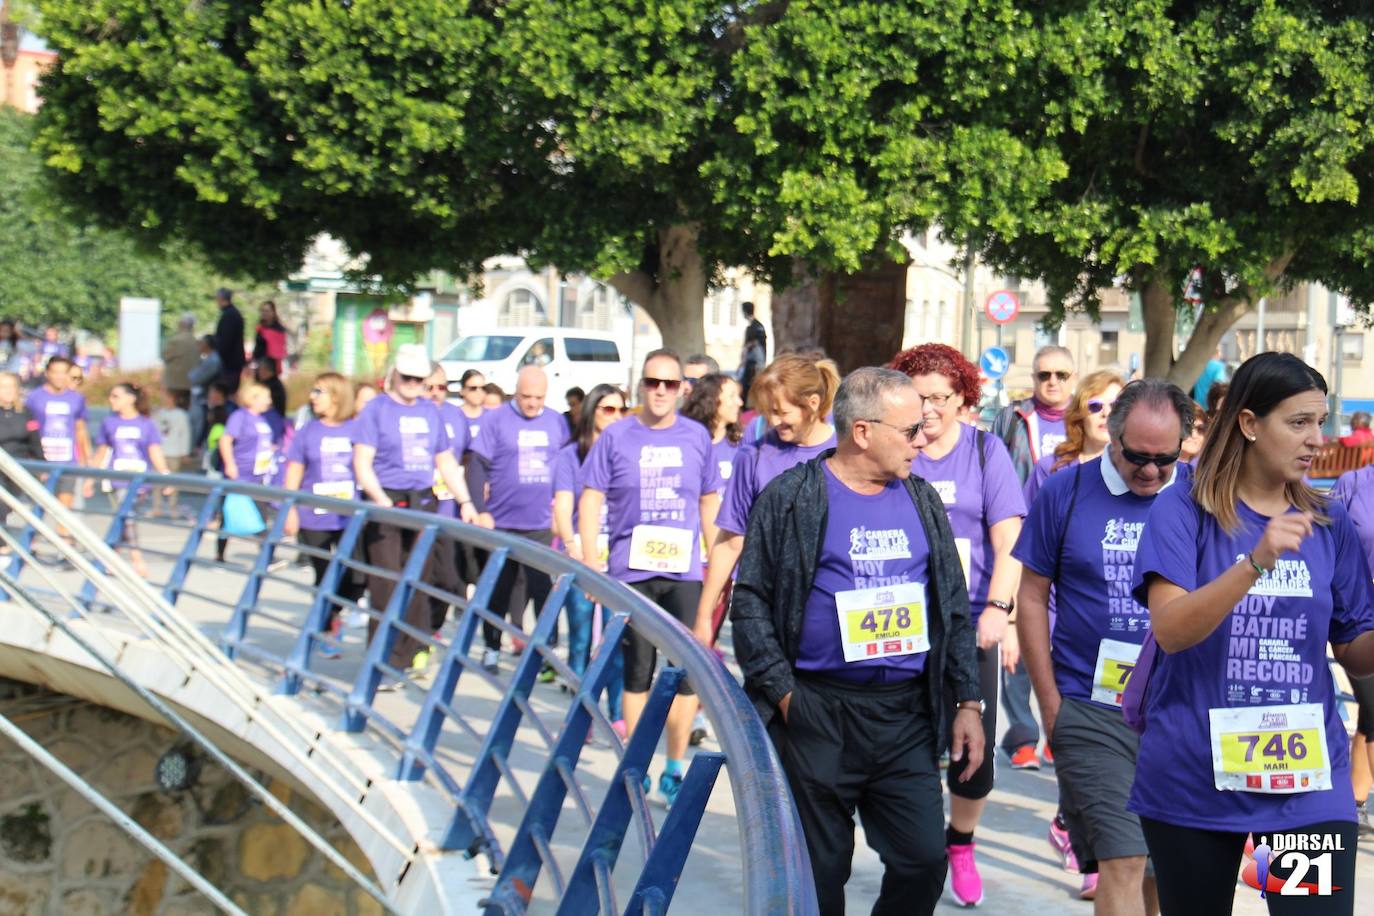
[5,461,816,915]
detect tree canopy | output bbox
[0,107,236,332]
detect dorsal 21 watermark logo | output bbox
[1241,834,1345,897]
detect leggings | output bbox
[943,645,998,800]
[1141,816,1357,915]
[1350,671,1374,736]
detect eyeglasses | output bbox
[861,418,926,442]
[462,384,485,392]
[426,384,447,392]
[309,387,324,397]
[1087,398,1113,415]
[641,377,683,392]
[1119,444,1182,468]
[1036,370,1073,383]
[921,392,957,407]
[397,373,425,384]
[597,404,626,416]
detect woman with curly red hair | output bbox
[890,343,1027,907]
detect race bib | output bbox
[111,457,147,473]
[311,480,355,514]
[252,450,273,477]
[432,467,453,501]
[41,436,73,463]
[1208,703,1331,794]
[834,581,930,663]
[955,537,972,586]
[1091,638,1142,707]
[628,524,693,573]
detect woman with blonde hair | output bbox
[692,353,839,647]
[1024,369,1127,507]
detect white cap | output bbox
[393,343,431,379]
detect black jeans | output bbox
[297,527,366,629]
[482,528,555,652]
[771,674,946,916]
[1141,816,1357,916]
[363,491,460,670]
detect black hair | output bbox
[566,386,585,401]
[741,300,755,317]
[460,368,484,386]
[681,373,742,445]
[111,382,151,416]
[576,384,626,461]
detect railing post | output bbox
[397,546,510,780]
[76,478,143,608]
[162,487,224,607]
[341,524,438,732]
[433,572,573,834]
[0,469,55,595]
[622,753,726,916]
[277,511,367,696]
[219,494,293,660]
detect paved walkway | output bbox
[10,496,1374,913]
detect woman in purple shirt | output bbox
[1133,353,1374,916]
[692,354,839,647]
[283,373,362,660]
[682,373,745,645]
[86,383,172,578]
[891,343,1026,905]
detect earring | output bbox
[1247,434,1257,442]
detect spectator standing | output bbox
[1190,344,1227,406]
[39,327,70,362]
[0,322,17,373]
[151,392,192,518]
[161,314,200,402]
[252,300,290,366]
[188,336,223,449]
[213,288,246,393]
[738,301,767,406]
[1339,411,1374,448]
[254,358,288,418]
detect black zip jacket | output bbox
[731,451,981,738]
[0,405,42,463]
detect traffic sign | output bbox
[980,346,1010,380]
[984,290,1021,324]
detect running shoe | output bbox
[611,719,627,742]
[1048,817,1079,872]
[1008,745,1041,770]
[1079,873,1098,900]
[481,648,500,675]
[946,842,984,906]
[537,663,556,684]
[410,649,430,672]
[689,711,709,747]
[659,771,684,810]
[318,639,341,660]
[1041,744,1055,765]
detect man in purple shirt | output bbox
[579,349,721,808]
[25,356,91,519]
[466,365,568,673]
[1014,379,1193,914]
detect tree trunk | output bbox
[1168,296,1253,390]
[819,258,909,373]
[606,223,707,358]
[1140,275,1179,379]
[770,259,825,354]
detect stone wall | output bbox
[0,680,383,915]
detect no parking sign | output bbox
[984,290,1020,324]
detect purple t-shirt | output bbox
[1330,466,1374,570]
[25,388,87,464]
[796,463,930,683]
[354,395,451,491]
[716,431,838,536]
[912,424,1025,613]
[712,437,740,492]
[553,441,610,542]
[1025,452,1081,509]
[1012,457,1156,706]
[286,419,358,531]
[224,409,275,485]
[469,401,566,530]
[1028,411,1067,463]
[1128,484,1374,831]
[579,415,721,583]
[434,402,472,519]
[97,414,160,489]
[462,406,487,442]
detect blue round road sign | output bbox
[980,346,1010,380]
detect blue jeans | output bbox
[565,590,624,722]
[999,659,1040,752]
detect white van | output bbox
[439,327,632,399]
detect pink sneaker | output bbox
[611,719,628,742]
[1048,817,1079,872]
[946,842,984,907]
[1079,872,1098,900]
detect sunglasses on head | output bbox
[597,404,627,416]
[1119,444,1181,468]
[641,377,682,392]
[1087,398,1112,414]
[398,373,426,384]
[1036,370,1073,382]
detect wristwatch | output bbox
[956,700,985,714]
[985,598,1014,614]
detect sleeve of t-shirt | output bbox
[432,409,451,454]
[449,414,470,458]
[353,402,381,449]
[699,430,723,497]
[144,418,161,446]
[469,412,497,463]
[1130,484,1201,606]
[981,434,1027,525]
[223,409,249,439]
[285,424,309,465]
[95,417,113,449]
[715,444,759,535]
[553,447,577,495]
[1010,468,1068,579]
[1330,472,1355,512]
[74,397,88,422]
[1024,455,1052,508]
[579,428,616,493]
[1328,504,1374,645]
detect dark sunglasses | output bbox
[1036,370,1073,382]
[426,383,447,392]
[862,418,927,442]
[597,404,627,416]
[641,377,683,392]
[1087,398,1112,414]
[462,384,485,391]
[1119,444,1181,468]
[397,373,426,384]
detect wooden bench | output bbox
[1308,443,1374,480]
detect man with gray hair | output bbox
[1013,378,1193,915]
[161,313,200,403]
[732,366,983,915]
[682,353,719,396]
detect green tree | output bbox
[0,108,243,333]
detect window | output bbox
[519,338,555,367]
[1098,330,1120,366]
[441,335,522,362]
[498,288,547,326]
[566,338,621,362]
[1342,333,1364,361]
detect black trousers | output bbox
[771,674,946,916]
[1141,816,1357,916]
[363,492,461,670]
[482,528,555,652]
[297,527,366,629]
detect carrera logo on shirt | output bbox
[931,480,956,505]
[639,445,684,468]
[46,402,71,415]
[1243,556,1314,598]
[114,427,142,440]
[320,436,352,453]
[517,429,550,447]
[398,416,430,434]
[1100,519,1144,552]
[847,526,912,561]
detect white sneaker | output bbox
[482,648,500,674]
